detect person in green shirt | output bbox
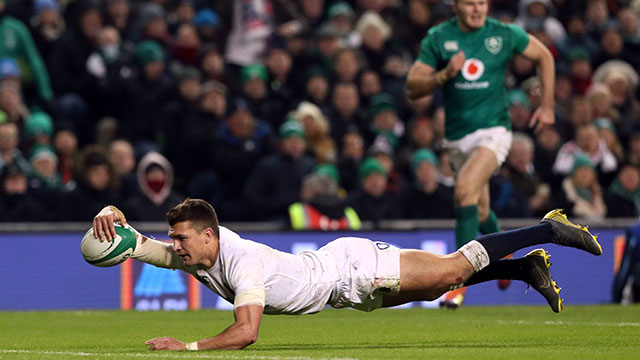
[406,0,555,308]
[0,0,54,103]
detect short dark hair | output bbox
[166,198,219,238]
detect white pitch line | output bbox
[493,320,640,327]
[0,349,357,360]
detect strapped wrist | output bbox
[185,341,199,351]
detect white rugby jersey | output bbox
[186,227,340,315]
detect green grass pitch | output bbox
[1,305,639,360]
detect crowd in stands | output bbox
[1,0,640,227]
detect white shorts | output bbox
[444,126,512,173]
[319,237,400,312]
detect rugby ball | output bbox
[80,224,137,267]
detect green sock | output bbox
[479,210,501,235]
[455,205,479,249]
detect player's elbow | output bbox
[236,324,259,348]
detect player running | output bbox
[406,0,556,308]
[92,199,600,351]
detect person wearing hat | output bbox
[365,93,404,150]
[406,0,556,307]
[605,163,640,217]
[123,151,184,221]
[345,157,400,222]
[289,167,361,230]
[24,110,53,148]
[595,117,623,162]
[29,0,66,65]
[240,64,278,125]
[0,0,53,102]
[560,153,606,219]
[367,141,404,194]
[400,148,454,219]
[327,1,358,48]
[27,143,62,212]
[508,89,533,132]
[193,8,222,44]
[243,120,315,221]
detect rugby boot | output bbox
[541,209,602,256]
[524,248,562,313]
[440,287,467,309]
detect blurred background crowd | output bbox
[1,0,640,227]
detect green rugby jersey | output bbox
[417,17,529,140]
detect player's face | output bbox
[453,0,488,32]
[169,221,213,266]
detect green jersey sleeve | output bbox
[416,31,439,68]
[507,23,530,54]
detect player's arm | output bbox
[406,51,466,101]
[92,206,184,269]
[145,289,265,351]
[520,34,555,133]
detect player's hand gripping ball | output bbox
[80,224,137,267]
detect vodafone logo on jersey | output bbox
[461,58,484,81]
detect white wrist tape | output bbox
[458,240,490,272]
[185,341,199,351]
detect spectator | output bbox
[356,11,393,74]
[585,0,615,42]
[167,0,195,35]
[244,120,315,221]
[23,111,53,150]
[397,116,436,178]
[617,7,640,48]
[507,89,533,134]
[48,3,101,97]
[29,0,66,70]
[0,0,53,103]
[401,148,454,219]
[104,0,133,41]
[558,15,600,60]
[0,80,29,126]
[357,68,383,108]
[534,126,563,186]
[265,38,296,128]
[515,0,566,44]
[121,40,174,152]
[337,130,364,192]
[213,97,274,220]
[292,101,337,164]
[109,139,137,199]
[171,23,200,67]
[27,143,61,212]
[328,81,367,144]
[0,120,28,172]
[326,1,359,48]
[0,163,43,221]
[136,3,170,46]
[498,133,552,217]
[595,117,624,162]
[289,171,361,230]
[302,65,331,113]
[593,26,640,69]
[363,93,405,150]
[333,48,362,84]
[345,157,400,223]
[586,83,618,123]
[367,141,404,195]
[57,146,121,221]
[193,8,223,46]
[560,154,607,219]
[123,151,183,221]
[605,163,640,217]
[239,64,276,126]
[553,123,618,186]
[52,128,77,186]
[567,47,593,95]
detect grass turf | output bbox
[1,305,639,360]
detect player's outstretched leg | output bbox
[463,248,562,312]
[468,209,601,268]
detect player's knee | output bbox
[454,184,477,206]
